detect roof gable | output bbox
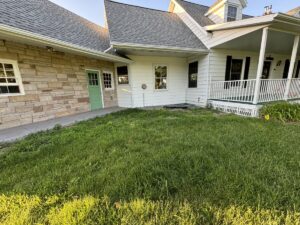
[209,0,247,11]
[0,0,110,52]
[286,7,300,17]
[174,0,253,27]
[104,0,207,51]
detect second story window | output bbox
[227,6,237,22]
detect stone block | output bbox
[9,94,39,102]
[15,106,33,113]
[78,97,89,103]
[33,106,43,113]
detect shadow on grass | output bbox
[0,109,299,224]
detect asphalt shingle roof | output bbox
[104,0,207,50]
[0,0,110,52]
[175,0,253,27]
[175,0,214,27]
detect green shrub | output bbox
[260,102,300,122]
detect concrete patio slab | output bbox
[0,107,124,143]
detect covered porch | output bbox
[207,15,300,107]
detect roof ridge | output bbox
[44,0,107,30]
[176,0,210,9]
[104,0,173,14]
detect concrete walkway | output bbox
[0,107,124,143]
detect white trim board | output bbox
[0,24,132,64]
[111,42,209,54]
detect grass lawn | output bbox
[0,109,299,224]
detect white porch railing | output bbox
[288,78,300,99]
[209,79,256,103]
[209,78,300,104]
[258,79,287,103]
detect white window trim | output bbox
[0,59,25,97]
[263,60,274,79]
[226,4,238,22]
[116,65,130,86]
[102,70,115,90]
[153,64,168,91]
[188,61,199,89]
[229,58,245,81]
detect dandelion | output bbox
[265,114,270,121]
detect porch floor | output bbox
[0,107,124,143]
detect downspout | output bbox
[206,50,212,107]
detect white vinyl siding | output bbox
[128,55,187,108]
[186,55,210,106]
[209,49,300,82]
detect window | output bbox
[225,56,243,88]
[227,5,237,22]
[117,66,129,85]
[88,72,99,86]
[230,59,243,80]
[0,61,23,96]
[103,72,114,89]
[188,62,198,88]
[154,65,167,90]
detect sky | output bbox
[49,0,299,26]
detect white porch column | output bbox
[284,35,300,100]
[253,27,269,104]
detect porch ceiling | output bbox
[213,29,300,55]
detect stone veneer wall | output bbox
[0,40,118,130]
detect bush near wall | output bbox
[0,195,299,225]
[260,102,300,122]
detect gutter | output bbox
[0,24,133,64]
[274,13,300,30]
[111,42,209,54]
[205,14,277,31]
[205,13,300,32]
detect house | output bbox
[0,0,299,130]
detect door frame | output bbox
[295,60,300,78]
[262,60,272,79]
[86,69,105,109]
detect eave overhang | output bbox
[205,13,300,34]
[0,24,133,64]
[111,42,209,55]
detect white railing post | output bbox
[284,35,300,100]
[253,27,269,104]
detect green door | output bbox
[87,71,103,110]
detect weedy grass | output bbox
[260,102,300,122]
[0,109,299,224]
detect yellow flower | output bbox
[265,114,270,121]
